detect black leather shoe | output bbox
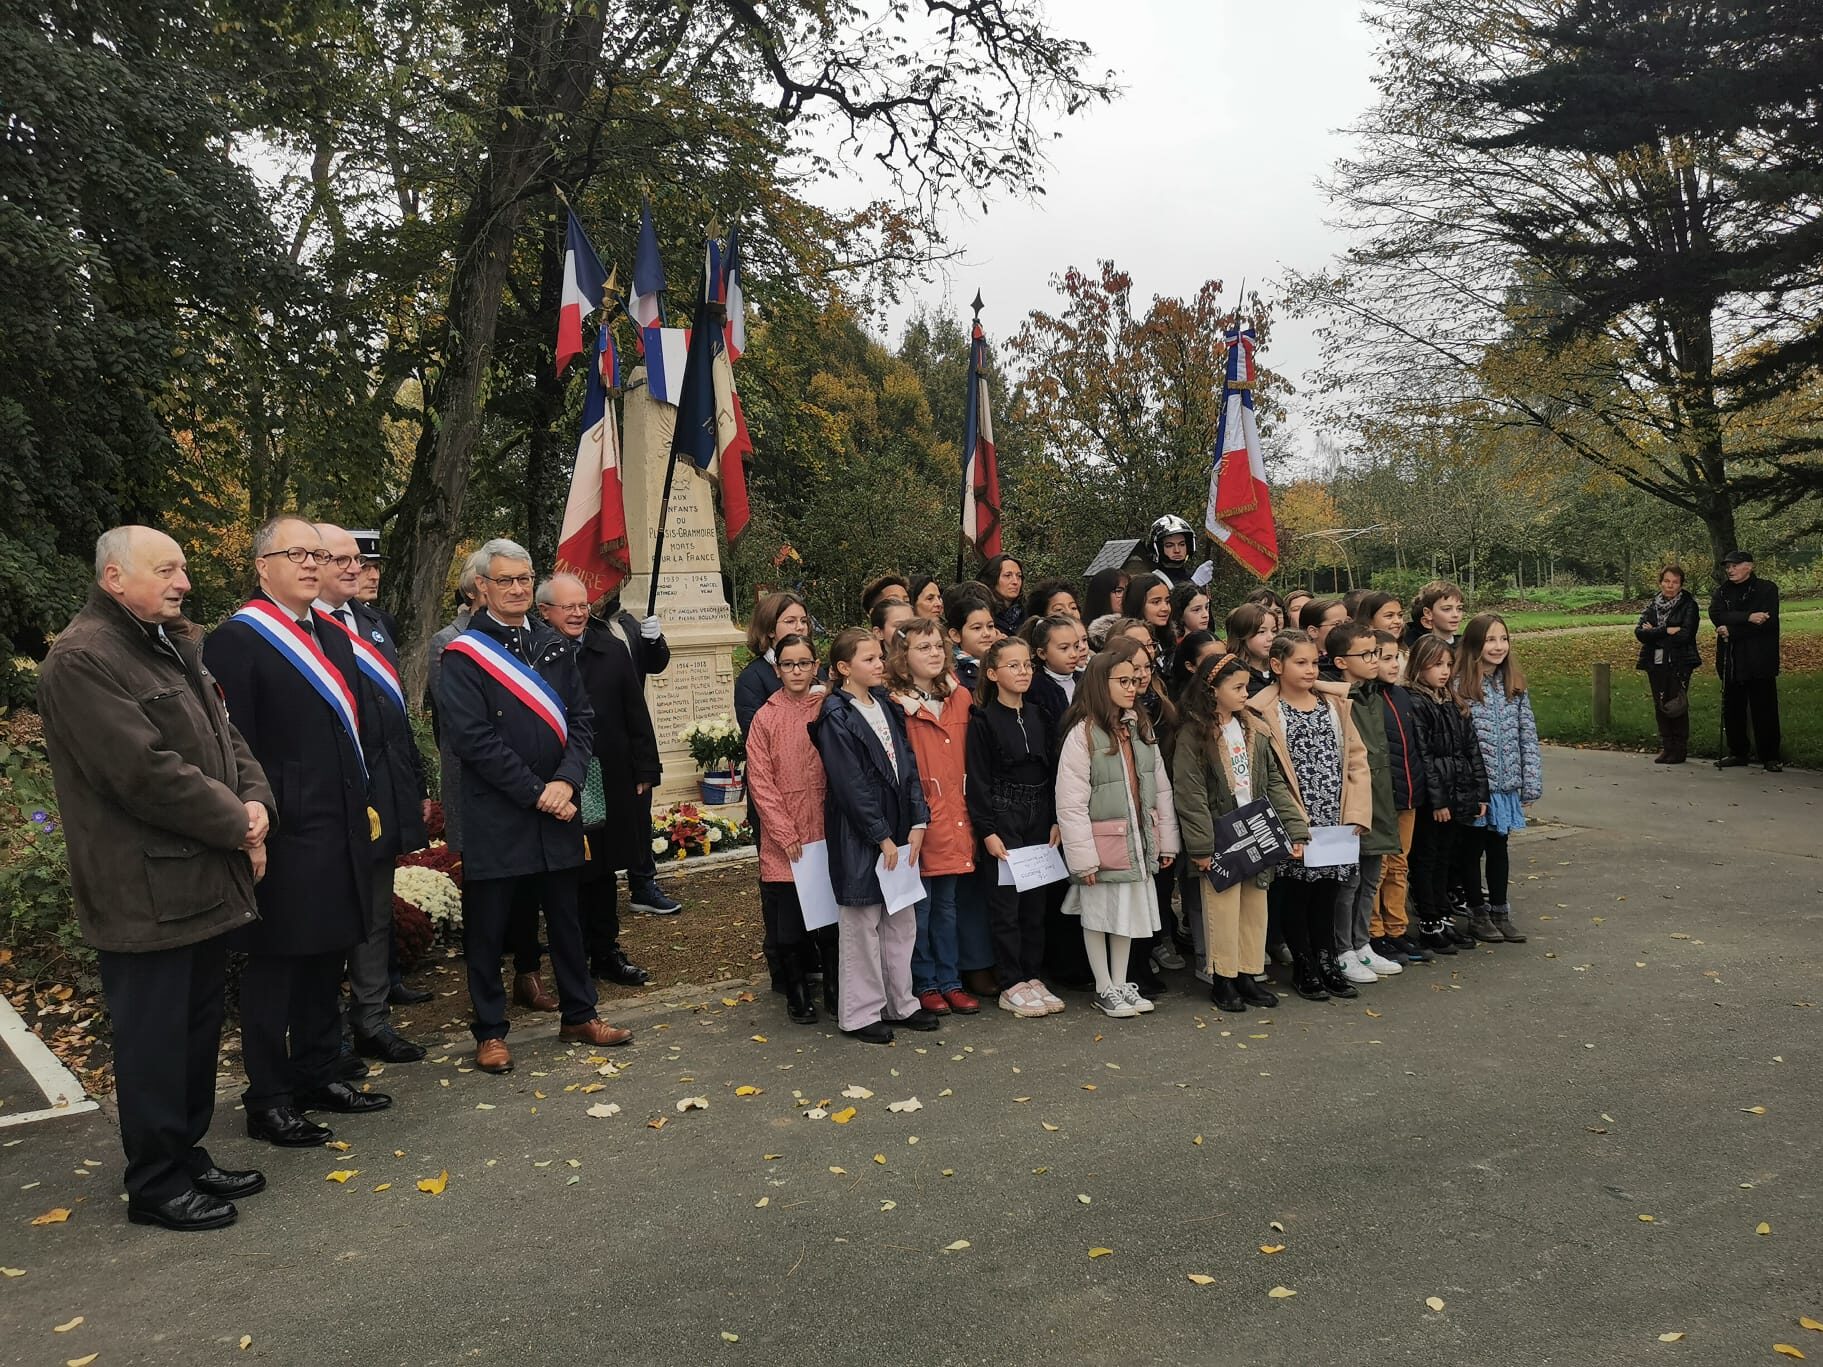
[1235,975,1279,1008]
[296,1081,393,1115]
[881,1008,941,1032]
[332,1051,369,1082]
[247,1106,334,1147]
[1292,964,1331,1002]
[1317,951,1359,998]
[1132,974,1169,996]
[128,1189,237,1231]
[354,1028,427,1063]
[1210,977,1247,1012]
[388,983,434,1006]
[1765,760,1784,773]
[843,1021,895,1044]
[1717,755,1751,768]
[192,1166,266,1199]
[593,953,650,987]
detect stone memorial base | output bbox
[620,369,748,806]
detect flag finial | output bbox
[970,289,985,318]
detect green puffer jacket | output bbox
[1348,678,1401,856]
[1171,708,1301,889]
[1055,715,1180,883]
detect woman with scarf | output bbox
[1634,566,1702,764]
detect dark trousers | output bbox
[1647,665,1692,760]
[465,870,596,1039]
[580,873,624,966]
[509,878,543,975]
[627,784,659,887]
[239,950,344,1110]
[1276,876,1341,965]
[1723,677,1781,763]
[988,883,1048,989]
[345,860,394,1038]
[1453,825,1510,906]
[1409,810,1462,923]
[96,937,229,1203]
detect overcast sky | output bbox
[877,0,1381,466]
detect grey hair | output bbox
[94,527,137,581]
[253,513,316,559]
[457,548,489,603]
[535,573,589,607]
[475,537,532,572]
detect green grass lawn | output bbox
[1517,617,1822,767]
[1495,598,1823,632]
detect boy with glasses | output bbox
[1329,622,1408,981]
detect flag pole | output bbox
[645,228,721,619]
[956,289,984,584]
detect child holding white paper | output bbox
[1251,629,1372,1003]
[1056,638,1180,1019]
[888,618,980,1017]
[965,636,1061,1018]
[811,629,936,1045]
[743,633,836,1025]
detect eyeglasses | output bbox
[1109,673,1140,688]
[549,603,589,614]
[259,547,332,566]
[1338,648,1383,661]
[485,573,535,588]
[778,658,818,670]
[326,554,361,570]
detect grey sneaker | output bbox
[1150,942,1186,972]
[1467,906,1504,942]
[1120,983,1156,1014]
[1093,988,1138,1018]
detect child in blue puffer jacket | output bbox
[1452,614,1542,944]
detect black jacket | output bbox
[1379,682,1426,811]
[735,656,781,739]
[335,599,429,865]
[1634,591,1702,672]
[1708,575,1780,682]
[576,617,662,875]
[438,611,595,881]
[599,602,671,685]
[1026,670,1073,747]
[810,687,929,906]
[203,593,370,956]
[965,697,1056,847]
[1408,689,1489,818]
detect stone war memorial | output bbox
[617,362,745,805]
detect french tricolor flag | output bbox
[555,211,607,378]
[628,199,665,350]
[642,327,690,405]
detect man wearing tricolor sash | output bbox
[439,537,633,1074]
[315,524,431,1066]
[204,516,393,1148]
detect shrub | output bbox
[0,735,87,979]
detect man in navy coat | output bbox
[438,537,633,1073]
[204,515,392,1147]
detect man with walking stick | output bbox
[1709,550,1782,773]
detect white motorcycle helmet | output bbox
[1148,514,1196,566]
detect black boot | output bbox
[1292,956,1330,1002]
[784,958,817,1026]
[1210,976,1247,1013]
[1317,949,1359,998]
[1236,974,1279,1008]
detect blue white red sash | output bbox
[231,598,365,774]
[443,627,569,744]
[317,609,407,714]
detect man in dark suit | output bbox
[438,537,632,1073]
[315,523,431,1062]
[204,515,393,1146]
[1710,550,1783,772]
[605,591,682,916]
[39,526,274,1231]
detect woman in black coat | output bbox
[1635,565,1702,764]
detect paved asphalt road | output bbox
[2,747,1818,1366]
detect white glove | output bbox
[640,615,662,641]
[1191,559,1215,587]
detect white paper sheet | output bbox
[1002,843,1071,892]
[874,850,925,914]
[789,840,841,931]
[1302,824,1360,869]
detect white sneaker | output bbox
[1093,988,1138,1018]
[1341,952,1379,986]
[1120,983,1156,1014]
[1151,942,1186,972]
[1358,944,1403,976]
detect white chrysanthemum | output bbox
[393,864,462,928]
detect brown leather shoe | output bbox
[558,1018,632,1047]
[475,1038,513,1073]
[512,972,559,1012]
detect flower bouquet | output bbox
[651,801,754,861]
[678,714,746,804]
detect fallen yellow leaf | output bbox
[828,1166,847,1175]
[763,1153,783,1161]
[239,1335,253,1350]
[842,1085,875,1099]
[1041,1122,1061,1132]
[676,1097,709,1113]
[1800,1318,1823,1333]
[1774,1347,1805,1360]
[1744,1106,1769,1115]
[755,1197,769,1208]
[325,1170,358,1183]
[1638,1214,1656,1223]
[1364,1008,1382,1018]
[1192,1135,1203,1146]
[721,997,738,1006]
[1268,1285,1297,1299]
[1081,1084,1097,1091]
[1187,1273,1215,1286]
[1758,1222,1773,1235]
[373,1184,392,1192]
[734,1085,762,1097]
[54,1317,84,1332]
[1269,1220,1285,1233]
[722,1331,740,1342]
[30,1208,72,1226]
[1077,1194,1092,1205]
[1658,1332,1685,1342]
[647,1116,668,1130]
[750,1035,768,1043]
[67,1356,99,1367]
[831,1107,857,1124]
[1088,1247,1113,1259]
[324,1140,351,1152]
[1426,1297,1445,1312]
[1259,1244,1286,1255]
[417,1169,449,1195]
[944,1240,971,1251]
[873,1154,887,1166]
[0,1268,25,1278]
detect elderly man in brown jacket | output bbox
[38,526,275,1233]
